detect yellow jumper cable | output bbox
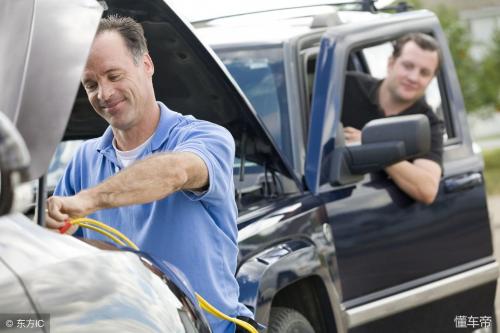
[75,222,126,247]
[65,217,139,250]
[63,217,258,333]
[195,293,258,333]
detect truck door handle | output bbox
[444,173,483,193]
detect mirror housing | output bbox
[362,114,430,156]
[330,115,431,185]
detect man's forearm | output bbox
[79,152,207,214]
[384,159,441,204]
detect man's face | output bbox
[385,41,439,104]
[81,31,154,130]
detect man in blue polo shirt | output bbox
[45,15,253,333]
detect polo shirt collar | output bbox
[96,126,117,164]
[96,101,179,158]
[151,102,179,152]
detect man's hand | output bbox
[343,126,362,144]
[46,192,96,234]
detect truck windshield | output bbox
[214,46,292,163]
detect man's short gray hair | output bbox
[97,15,148,64]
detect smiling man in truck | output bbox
[343,33,444,204]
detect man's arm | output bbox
[46,151,208,230]
[384,158,441,204]
[342,126,441,204]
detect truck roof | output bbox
[195,6,389,47]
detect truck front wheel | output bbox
[268,307,315,333]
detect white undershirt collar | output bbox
[113,134,154,168]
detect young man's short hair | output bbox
[392,32,442,71]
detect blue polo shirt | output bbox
[54,102,252,332]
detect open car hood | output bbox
[66,0,299,185]
[1,0,297,186]
[0,0,102,182]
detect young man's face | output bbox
[385,40,439,105]
[81,31,154,130]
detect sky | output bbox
[166,0,396,22]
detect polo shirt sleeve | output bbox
[173,120,235,203]
[420,110,444,168]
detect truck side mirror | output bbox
[362,114,430,156]
[330,115,430,185]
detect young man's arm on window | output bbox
[385,158,441,204]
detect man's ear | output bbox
[143,53,154,76]
[387,56,395,71]
[386,55,396,75]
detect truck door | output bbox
[305,10,497,332]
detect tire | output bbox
[268,307,315,333]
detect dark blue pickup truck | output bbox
[194,3,498,333]
[0,0,496,332]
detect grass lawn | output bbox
[483,148,500,195]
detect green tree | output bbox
[432,5,482,111]
[476,29,500,110]
[398,1,484,112]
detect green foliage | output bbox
[476,30,500,110]
[432,5,481,111]
[394,1,500,113]
[483,148,500,195]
